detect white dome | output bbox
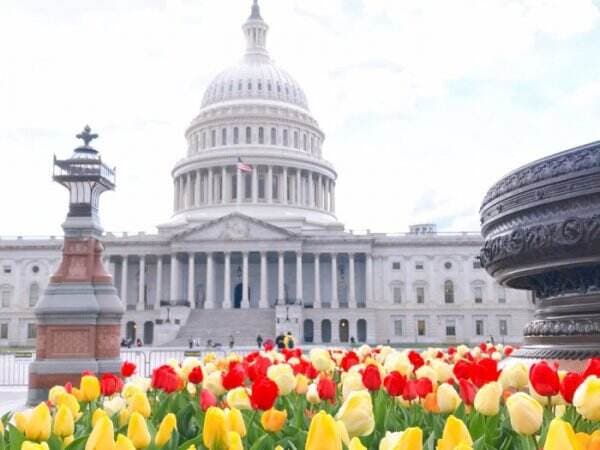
[201,59,309,110]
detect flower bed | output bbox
[1,343,599,449]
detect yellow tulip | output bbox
[127,412,151,449]
[21,442,50,450]
[499,362,529,390]
[436,415,473,450]
[115,434,136,450]
[0,418,4,435]
[379,428,423,450]
[204,370,226,397]
[474,382,502,416]
[92,408,108,428]
[80,375,101,402]
[337,420,350,447]
[119,408,131,428]
[349,437,367,450]
[573,376,600,421]
[48,385,67,405]
[225,408,246,438]
[228,431,243,450]
[71,387,84,402]
[261,408,287,433]
[155,413,178,448]
[306,411,343,450]
[203,407,229,450]
[342,372,366,402]
[544,418,583,450]
[14,411,29,433]
[437,383,461,414]
[25,402,51,441]
[64,435,75,446]
[55,392,81,417]
[53,405,75,437]
[128,393,151,418]
[310,348,334,372]
[335,390,375,438]
[85,416,116,450]
[583,430,600,450]
[226,387,252,410]
[506,392,543,436]
[296,374,309,395]
[267,363,297,396]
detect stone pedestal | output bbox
[275,303,302,339]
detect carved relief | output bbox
[219,219,250,240]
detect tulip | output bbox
[437,383,461,413]
[383,352,413,376]
[14,411,29,433]
[104,396,126,416]
[335,390,375,438]
[544,418,581,450]
[307,383,321,404]
[48,385,67,405]
[529,361,560,397]
[436,415,473,450]
[101,373,124,397]
[225,408,246,438]
[55,392,80,417]
[499,362,528,390]
[92,408,108,428]
[21,443,50,450]
[188,366,204,384]
[200,388,218,411]
[361,364,382,391]
[85,416,116,450]
[342,372,366,401]
[261,408,287,432]
[380,427,423,450]
[317,376,337,401]
[25,402,51,441]
[573,375,600,421]
[155,413,177,448]
[53,405,74,437]
[310,348,334,372]
[121,361,137,378]
[349,437,367,450]
[128,392,151,418]
[115,434,136,450]
[473,382,502,416]
[228,431,243,450]
[80,375,101,402]
[0,419,3,435]
[267,363,297,395]
[560,372,584,404]
[506,392,543,435]
[205,370,226,397]
[127,412,151,449]
[203,407,230,450]
[226,387,252,410]
[383,371,407,397]
[250,377,279,410]
[119,408,131,428]
[306,411,343,450]
[296,374,310,394]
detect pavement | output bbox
[0,387,27,415]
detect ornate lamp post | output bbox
[480,141,600,365]
[28,126,124,405]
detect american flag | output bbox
[236,157,252,173]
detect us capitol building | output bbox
[0,1,533,347]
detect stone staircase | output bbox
[167,309,276,347]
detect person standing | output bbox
[256,334,263,349]
[229,334,235,349]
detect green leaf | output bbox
[64,435,89,450]
[46,435,64,450]
[177,434,203,450]
[7,424,25,450]
[248,434,272,450]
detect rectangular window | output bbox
[473,258,482,269]
[3,265,11,274]
[475,319,484,336]
[258,127,264,144]
[393,287,402,304]
[0,323,7,339]
[498,287,506,304]
[246,127,252,144]
[499,320,508,336]
[258,174,265,199]
[394,320,403,336]
[27,323,37,339]
[221,128,227,146]
[474,286,483,304]
[417,320,426,336]
[283,130,289,146]
[244,174,252,200]
[211,130,216,147]
[233,127,239,144]
[445,320,456,337]
[272,175,279,201]
[270,128,277,145]
[392,262,401,270]
[231,176,237,200]
[1,291,10,308]
[201,132,206,149]
[294,131,299,148]
[416,287,425,304]
[415,262,424,270]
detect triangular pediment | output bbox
[172,213,297,241]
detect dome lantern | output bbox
[242,0,269,61]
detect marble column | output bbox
[155,256,163,309]
[207,168,213,205]
[242,252,249,308]
[282,167,288,204]
[186,173,193,208]
[170,254,178,302]
[278,252,285,304]
[195,170,201,206]
[296,170,302,205]
[260,251,268,308]
[173,178,178,211]
[296,252,303,303]
[252,165,258,203]
[223,252,231,309]
[205,252,215,309]
[267,165,273,203]
[331,181,336,212]
[221,167,228,204]
[349,253,356,308]
[308,172,315,207]
[236,167,242,203]
[137,256,145,311]
[331,253,338,308]
[317,174,323,208]
[121,256,128,306]
[314,253,321,308]
[366,254,373,307]
[188,253,195,308]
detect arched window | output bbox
[339,319,349,343]
[258,127,264,144]
[29,283,39,307]
[303,319,314,343]
[221,128,227,146]
[233,127,239,145]
[357,319,367,342]
[444,280,454,304]
[246,127,252,144]
[283,129,289,146]
[321,319,331,343]
[293,131,299,149]
[211,130,216,147]
[270,128,277,145]
[247,80,252,90]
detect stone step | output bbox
[167,308,276,347]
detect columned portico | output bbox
[348,253,356,308]
[155,256,163,309]
[278,252,284,303]
[205,252,215,309]
[223,252,232,309]
[188,253,195,307]
[259,252,268,308]
[314,253,321,308]
[137,256,145,310]
[331,253,338,308]
[242,252,249,308]
[296,252,303,303]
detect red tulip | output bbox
[151,364,180,393]
[415,377,433,398]
[317,377,336,401]
[529,361,560,397]
[100,373,123,397]
[64,382,73,394]
[247,356,271,383]
[453,359,473,380]
[447,347,457,356]
[383,371,406,397]
[188,366,204,385]
[304,363,319,380]
[470,358,499,388]
[250,377,279,410]
[560,372,584,404]
[408,351,425,370]
[361,364,382,391]
[582,358,600,379]
[340,351,360,372]
[402,380,418,401]
[458,378,477,406]
[504,346,514,357]
[200,389,217,411]
[222,362,246,390]
[120,361,136,378]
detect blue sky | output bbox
[0,0,599,235]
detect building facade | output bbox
[0,1,533,347]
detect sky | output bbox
[1,0,599,236]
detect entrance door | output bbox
[126,321,136,342]
[143,321,154,345]
[339,319,349,343]
[234,283,242,309]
